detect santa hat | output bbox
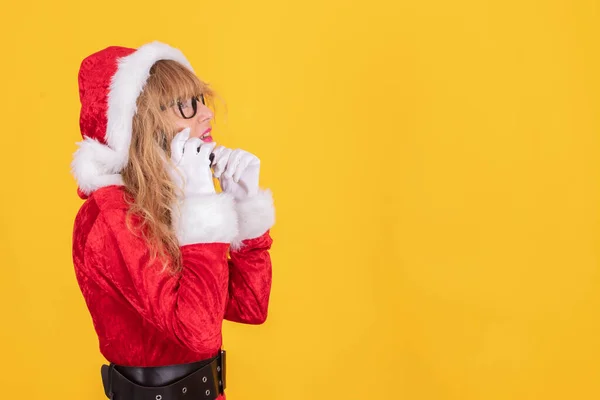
[71,41,194,199]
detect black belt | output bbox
[101,350,226,400]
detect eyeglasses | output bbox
[161,94,206,119]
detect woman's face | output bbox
[165,95,214,142]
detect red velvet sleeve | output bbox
[85,208,231,354]
[224,231,273,324]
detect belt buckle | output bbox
[219,349,226,390]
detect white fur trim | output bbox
[72,41,194,195]
[106,41,193,156]
[173,193,239,245]
[70,137,125,194]
[231,189,275,250]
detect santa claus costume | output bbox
[71,41,275,400]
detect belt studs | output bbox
[202,376,208,383]
[156,396,162,400]
[206,389,211,396]
[182,386,187,394]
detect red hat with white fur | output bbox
[71,41,194,198]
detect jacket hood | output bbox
[71,41,194,199]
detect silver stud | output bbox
[206,389,211,396]
[202,376,207,383]
[156,396,162,400]
[217,366,221,372]
[219,380,222,386]
[182,387,187,394]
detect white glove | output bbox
[211,146,260,200]
[211,145,275,249]
[168,128,238,245]
[169,127,217,197]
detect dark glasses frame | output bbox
[161,94,206,119]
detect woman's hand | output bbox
[211,146,260,200]
[169,128,217,197]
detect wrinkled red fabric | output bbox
[72,185,273,399]
[78,46,135,143]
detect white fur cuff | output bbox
[232,189,275,249]
[173,193,239,245]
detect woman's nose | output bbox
[196,103,214,122]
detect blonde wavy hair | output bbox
[121,60,216,274]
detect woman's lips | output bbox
[200,128,213,142]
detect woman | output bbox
[71,41,275,400]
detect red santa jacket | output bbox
[70,45,275,400]
[72,184,273,369]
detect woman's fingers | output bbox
[170,128,191,164]
[223,149,243,180]
[233,154,253,182]
[212,146,232,178]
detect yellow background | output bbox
[0,0,599,399]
